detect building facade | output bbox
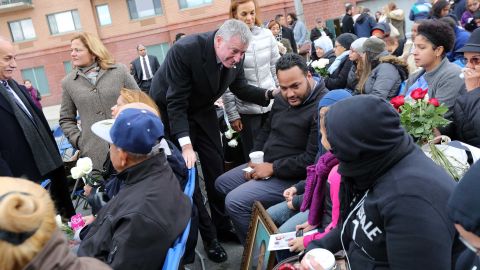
[0,0,356,106]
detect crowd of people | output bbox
[1,0,480,269]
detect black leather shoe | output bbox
[217,228,240,243]
[204,239,228,263]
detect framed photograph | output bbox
[241,201,278,270]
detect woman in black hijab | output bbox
[302,95,463,270]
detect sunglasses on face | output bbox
[462,55,480,66]
[459,236,480,255]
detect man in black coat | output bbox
[275,14,298,53]
[0,37,74,218]
[131,44,160,92]
[342,4,355,34]
[149,19,275,262]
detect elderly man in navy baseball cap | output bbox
[78,108,191,269]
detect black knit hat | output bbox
[447,162,480,235]
[336,33,358,50]
[457,28,480,53]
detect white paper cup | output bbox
[249,151,264,164]
[305,248,336,270]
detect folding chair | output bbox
[162,167,196,270]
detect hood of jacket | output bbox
[389,9,405,20]
[356,12,369,24]
[24,231,111,270]
[325,95,415,191]
[379,55,409,81]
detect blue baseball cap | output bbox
[91,108,164,154]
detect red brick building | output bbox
[0,0,356,106]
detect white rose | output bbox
[224,129,234,139]
[318,58,330,68]
[76,157,93,174]
[55,215,63,228]
[70,166,83,179]
[311,60,320,69]
[228,139,238,148]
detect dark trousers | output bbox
[46,166,75,218]
[139,79,152,93]
[239,112,269,161]
[189,121,231,236]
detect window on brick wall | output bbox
[178,0,212,9]
[96,4,112,26]
[127,0,162,19]
[8,18,36,42]
[47,10,82,35]
[21,66,50,95]
[146,43,170,63]
[63,61,73,74]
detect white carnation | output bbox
[70,166,83,179]
[228,139,238,148]
[76,157,93,174]
[224,129,234,139]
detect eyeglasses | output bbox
[462,55,480,66]
[459,236,480,255]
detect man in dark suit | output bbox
[150,19,275,262]
[342,4,355,34]
[131,44,160,92]
[0,37,74,218]
[275,14,298,54]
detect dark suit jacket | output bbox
[131,55,160,84]
[0,80,57,181]
[149,31,269,152]
[282,27,297,54]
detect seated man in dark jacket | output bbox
[78,108,191,270]
[215,53,328,244]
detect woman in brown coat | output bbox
[60,33,138,176]
[0,177,110,270]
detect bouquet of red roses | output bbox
[390,88,463,180]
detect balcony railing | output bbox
[0,0,33,13]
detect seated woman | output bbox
[313,35,335,67]
[323,33,358,90]
[0,177,110,270]
[439,28,480,148]
[302,95,462,269]
[346,37,367,92]
[356,37,408,99]
[405,19,465,119]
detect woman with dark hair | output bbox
[356,37,408,99]
[432,0,452,19]
[287,12,309,51]
[301,95,462,270]
[406,19,465,119]
[439,28,480,148]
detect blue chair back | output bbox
[162,167,195,270]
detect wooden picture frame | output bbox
[241,201,278,270]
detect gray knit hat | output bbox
[336,33,358,50]
[350,37,368,54]
[362,37,386,54]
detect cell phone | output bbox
[296,229,304,237]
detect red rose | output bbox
[390,95,405,109]
[428,98,440,107]
[278,263,296,270]
[410,88,428,100]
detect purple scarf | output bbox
[300,151,339,226]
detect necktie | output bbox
[142,56,152,79]
[1,80,33,120]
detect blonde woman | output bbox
[60,33,139,176]
[0,177,110,270]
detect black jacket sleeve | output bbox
[163,46,195,139]
[0,152,13,177]
[291,194,304,210]
[272,115,318,180]
[293,180,306,194]
[381,196,456,269]
[325,59,353,90]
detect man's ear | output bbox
[119,149,128,167]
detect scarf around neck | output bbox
[327,50,350,75]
